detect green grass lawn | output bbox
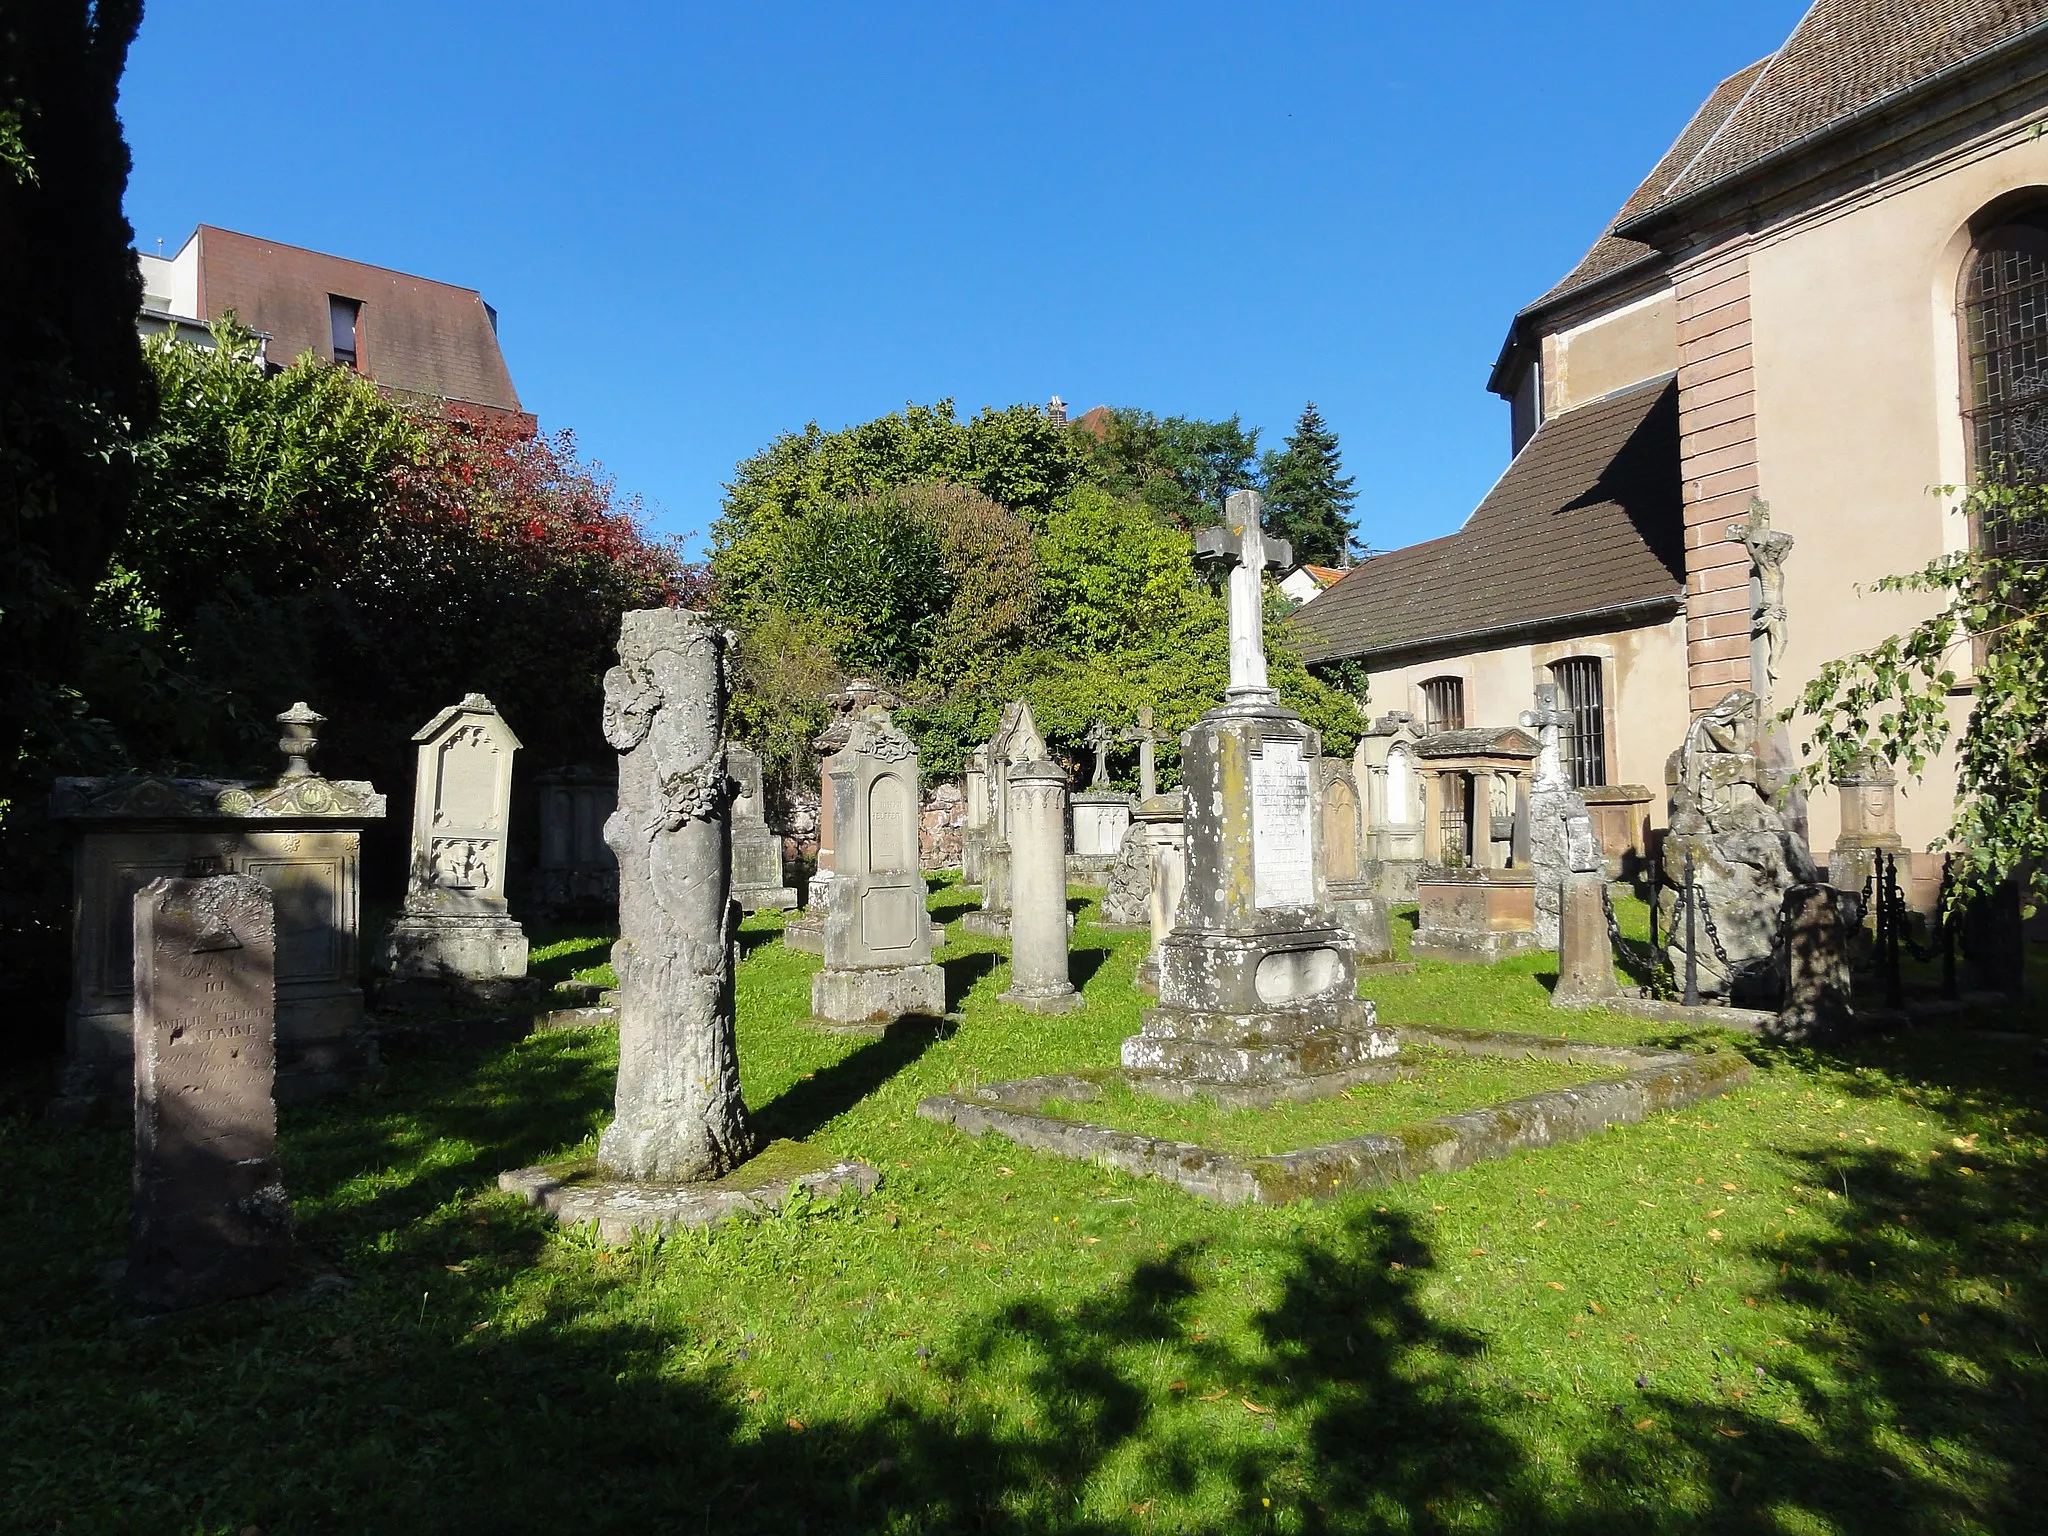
[3,879,2045,1533]
[1037,1048,1634,1158]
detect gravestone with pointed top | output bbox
[729,743,798,911]
[1121,492,1393,1097]
[964,700,1046,937]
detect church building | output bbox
[1293,0,2048,897]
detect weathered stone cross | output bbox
[1120,706,1162,800]
[1196,489,1291,701]
[1083,720,1113,788]
[1519,683,1571,788]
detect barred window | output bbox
[1963,221,2048,551]
[1551,658,1607,789]
[1420,677,1464,735]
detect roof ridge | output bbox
[1655,46,1787,202]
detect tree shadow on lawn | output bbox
[749,1024,949,1144]
[16,1023,2047,1531]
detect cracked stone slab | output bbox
[498,1158,881,1244]
[918,1025,1750,1206]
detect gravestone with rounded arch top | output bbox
[376,693,529,1001]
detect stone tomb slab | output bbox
[919,1025,1748,1206]
[129,874,293,1310]
[499,1150,881,1244]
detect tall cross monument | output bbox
[1196,489,1292,703]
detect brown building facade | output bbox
[138,225,526,424]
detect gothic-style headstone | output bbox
[999,759,1078,1012]
[1320,757,1392,962]
[597,610,756,1183]
[129,875,292,1310]
[729,744,798,911]
[1776,884,1855,1039]
[964,700,1046,937]
[812,708,947,1028]
[376,694,529,1001]
[1121,492,1393,1094]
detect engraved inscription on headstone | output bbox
[1252,739,1315,908]
[868,774,910,874]
[129,874,292,1310]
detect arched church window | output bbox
[1962,215,2048,551]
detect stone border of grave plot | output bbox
[498,1158,881,1244]
[916,1025,1750,1206]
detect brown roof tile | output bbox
[1647,0,2048,212]
[1530,59,1772,313]
[1287,375,1684,664]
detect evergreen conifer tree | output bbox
[1261,402,1357,567]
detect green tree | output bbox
[1793,482,2047,913]
[1075,408,1262,528]
[1260,401,1358,567]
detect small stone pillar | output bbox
[1777,884,1855,1039]
[999,759,1078,1012]
[597,610,756,1184]
[812,708,947,1028]
[1829,753,1903,904]
[1552,872,1620,1008]
[1133,790,1187,994]
[377,693,529,1003]
[729,744,797,911]
[962,745,991,884]
[129,874,291,1310]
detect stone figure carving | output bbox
[1084,720,1113,788]
[1729,499,1794,694]
[597,609,756,1184]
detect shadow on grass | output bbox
[929,890,981,925]
[736,927,779,960]
[1071,946,1112,991]
[749,1026,947,1144]
[941,950,1001,1010]
[8,1027,2048,1531]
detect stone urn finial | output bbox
[276,702,326,780]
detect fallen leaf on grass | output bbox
[1524,1391,1551,1401]
[1722,1183,1739,1191]
[1778,1416,1798,1425]
[1242,1398,1271,1414]
[973,1243,994,1253]
[1532,1220,1548,1230]
[1708,1209,1725,1218]
[745,1389,764,1403]
[443,1263,470,1274]
[786,1418,806,1432]
[1718,1428,1745,1439]
[1198,1388,1228,1402]
[1588,1302,1605,1315]
[1634,1418,1656,1431]
[1168,1381,1187,1392]
[1083,1237,1101,1245]
[996,1167,1014,1178]
[1743,1298,1758,1308]
[1708,1230,1724,1242]
[1469,1248,1487,1257]
[1546,1281,1566,1291]
[1639,1201,1658,1208]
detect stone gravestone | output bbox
[728,743,797,912]
[1776,884,1856,1039]
[1358,713,1426,900]
[1520,684,1602,949]
[1120,492,1394,1098]
[1070,720,1135,874]
[1319,757,1393,963]
[812,708,948,1029]
[963,700,1046,938]
[1827,752,1903,903]
[53,702,385,1114]
[596,609,757,1184]
[1552,872,1622,1008]
[129,875,292,1310]
[962,744,992,885]
[530,765,617,917]
[1121,707,1164,801]
[1658,689,1819,1004]
[999,758,1079,1012]
[1133,790,1188,995]
[376,694,529,1003]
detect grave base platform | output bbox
[811,962,947,1029]
[376,911,529,988]
[1121,996,1397,1087]
[999,982,1080,1014]
[1410,929,1547,963]
[735,882,799,913]
[962,910,1009,938]
[499,1155,880,1245]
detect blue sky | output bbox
[119,1,1809,556]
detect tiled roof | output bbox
[1287,375,1685,664]
[1644,0,2048,215]
[1530,59,1771,313]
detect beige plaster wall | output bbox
[1362,613,1689,820]
[1745,124,2048,854]
[1543,289,1678,418]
